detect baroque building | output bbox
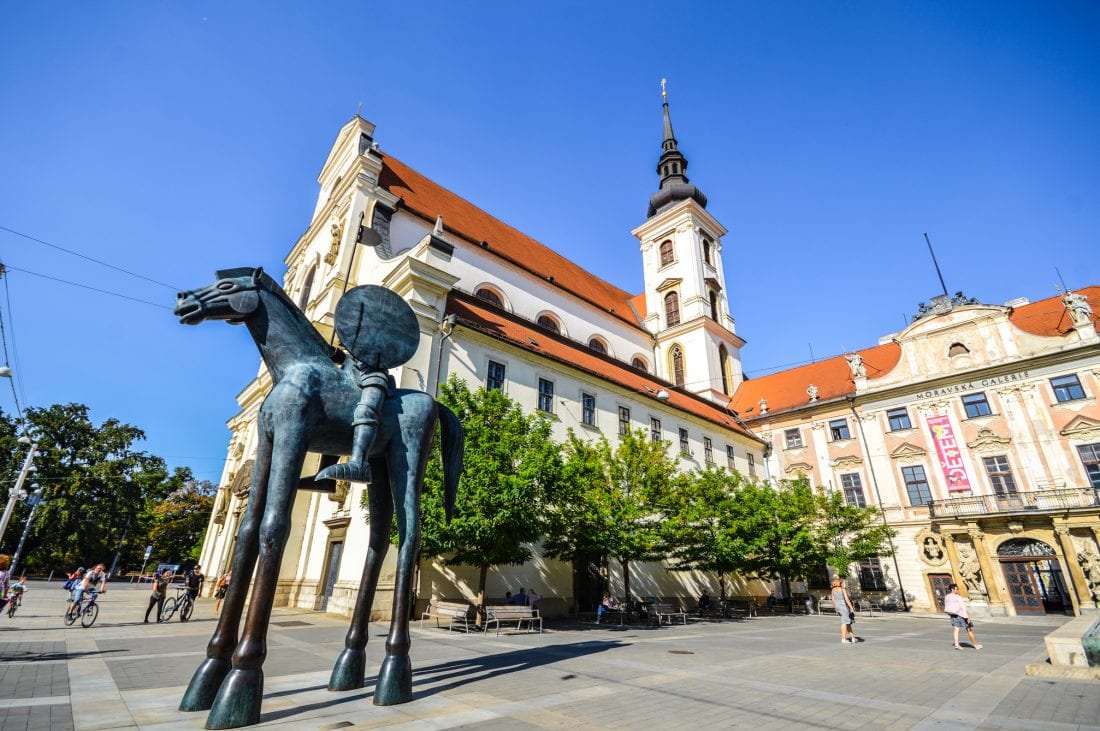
[731,288,1100,616]
[200,103,768,618]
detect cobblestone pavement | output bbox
[1,580,1098,730]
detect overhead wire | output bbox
[3,265,173,310]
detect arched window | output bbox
[719,345,731,395]
[588,337,608,354]
[631,356,648,372]
[702,238,712,265]
[659,239,674,267]
[536,315,560,334]
[671,345,685,387]
[949,342,970,357]
[664,291,681,327]
[475,288,503,307]
[298,265,316,310]
[709,290,719,320]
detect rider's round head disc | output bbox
[333,285,419,370]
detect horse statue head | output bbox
[174,267,266,326]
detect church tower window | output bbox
[659,239,674,267]
[671,345,685,387]
[298,265,316,310]
[702,237,712,265]
[719,345,731,395]
[709,290,719,320]
[664,291,681,327]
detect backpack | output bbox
[63,578,77,591]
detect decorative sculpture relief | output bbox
[889,442,927,464]
[807,384,818,402]
[1062,292,1094,328]
[966,427,1012,454]
[916,529,947,566]
[758,398,768,415]
[1075,537,1100,603]
[324,221,343,265]
[845,353,866,378]
[956,543,986,596]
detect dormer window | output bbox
[948,342,969,357]
[536,314,560,334]
[659,239,674,267]
[588,337,608,354]
[631,356,649,372]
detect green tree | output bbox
[0,404,194,574]
[543,428,680,607]
[412,377,563,619]
[146,478,217,564]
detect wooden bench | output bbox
[817,597,835,614]
[857,599,881,617]
[421,601,472,632]
[651,603,688,626]
[484,605,542,636]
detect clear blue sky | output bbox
[1,2,1098,483]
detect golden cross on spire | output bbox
[660,78,668,101]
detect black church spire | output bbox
[647,80,708,218]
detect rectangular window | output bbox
[618,406,631,436]
[1051,374,1086,403]
[982,455,1017,495]
[537,378,554,413]
[962,392,992,418]
[858,558,887,592]
[726,445,736,469]
[703,437,713,464]
[1076,443,1100,489]
[784,428,803,449]
[581,392,596,426]
[747,453,756,478]
[829,418,851,441]
[840,473,866,507]
[887,407,912,431]
[901,465,932,506]
[650,417,662,443]
[486,360,506,391]
[678,428,690,455]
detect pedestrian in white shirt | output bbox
[943,583,983,650]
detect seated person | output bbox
[505,588,528,606]
[596,592,619,623]
[698,590,713,611]
[766,593,778,608]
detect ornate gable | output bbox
[785,461,815,475]
[1060,416,1100,442]
[890,442,927,464]
[966,427,1012,453]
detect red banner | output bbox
[927,415,971,492]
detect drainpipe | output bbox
[846,395,909,611]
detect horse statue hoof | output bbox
[373,655,413,706]
[205,668,264,729]
[180,657,232,712]
[328,648,366,691]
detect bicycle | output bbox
[161,584,195,622]
[6,591,23,618]
[65,589,101,628]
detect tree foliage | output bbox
[0,404,206,574]
[543,428,680,604]
[412,377,563,607]
[146,480,217,564]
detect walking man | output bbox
[943,583,982,650]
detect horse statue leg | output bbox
[329,458,393,692]
[205,424,309,729]
[375,414,435,706]
[181,430,273,713]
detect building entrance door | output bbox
[573,553,604,615]
[320,540,344,613]
[928,573,953,612]
[997,538,1069,616]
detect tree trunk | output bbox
[475,564,488,629]
[719,572,727,601]
[622,558,631,608]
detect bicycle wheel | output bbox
[180,596,194,622]
[64,603,80,626]
[81,603,99,628]
[161,597,177,621]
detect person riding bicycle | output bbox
[185,565,205,602]
[70,563,107,616]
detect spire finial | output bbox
[660,78,667,101]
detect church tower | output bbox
[631,82,745,405]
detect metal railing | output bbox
[929,486,1100,519]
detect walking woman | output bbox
[831,578,858,644]
[213,568,232,613]
[144,569,172,623]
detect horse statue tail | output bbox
[437,403,464,521]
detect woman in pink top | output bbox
[943,583,982,650]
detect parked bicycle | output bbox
[65,589,101,628]
[161,584,194,622]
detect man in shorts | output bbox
[943,583,983,650]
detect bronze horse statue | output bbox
[174,267,463,729]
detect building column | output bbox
[967,526,1006,611]
[1053,522,1084,615]
[943,533,964,589]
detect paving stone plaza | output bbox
[1,580,1098,730]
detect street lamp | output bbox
[9,483,44,577]
[0,438,38,545]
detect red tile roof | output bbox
[378,153,646,331]
[1010,286,1100,337]
[729,288,1099,420]
[729,343,901,418]
[447,292,757,439]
